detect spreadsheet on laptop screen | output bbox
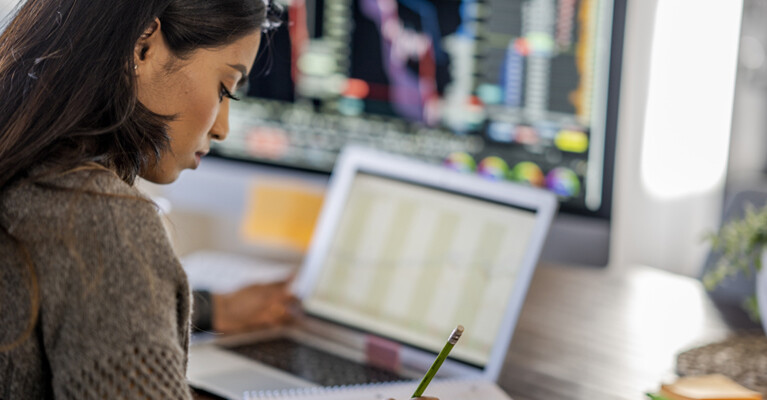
[302,172,539,366]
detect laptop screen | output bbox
[301,171,540,367]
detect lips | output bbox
[193,150,208,167]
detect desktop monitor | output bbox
[212,0,627,266]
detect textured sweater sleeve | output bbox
[16,172,193,399]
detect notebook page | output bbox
[243,379,512,400]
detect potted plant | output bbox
[703,202,767,332]
[646,208,767,400]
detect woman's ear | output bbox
[133,18,163,74]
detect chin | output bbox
[140,168,181,185]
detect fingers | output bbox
[213,281,298,334]
[264,297,294,325]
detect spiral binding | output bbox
[241,378,490,400]
[244,380,409,399]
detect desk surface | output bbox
[193,263,734,400]
[501,263,732,400]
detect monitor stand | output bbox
[540,213,610,267]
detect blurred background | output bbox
[1,0,765,277]
[729,1,767,202]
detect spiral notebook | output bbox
[187,147,557,400]
[243,379,512,400]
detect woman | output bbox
[0,0,436,398]
[0,0,269,397]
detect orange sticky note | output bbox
[240,181,324,252]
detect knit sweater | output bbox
[0,167,193,399]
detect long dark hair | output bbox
[0,0,278,351]
[0,0,276,190]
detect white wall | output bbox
[0,0,16,27]
[611,0,743,275]
[727,0,767,194]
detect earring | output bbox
[134,64,138,74]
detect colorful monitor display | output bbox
[213,0,625,218]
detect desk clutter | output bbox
[648,374,762,400]
[675,334,767,396]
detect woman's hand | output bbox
[212,281,296,334]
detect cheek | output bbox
[187,85,219,132]
[159,63,222,159]
[170,84,219,151]
[194,89,220,128]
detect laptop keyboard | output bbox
[228,338,406,387]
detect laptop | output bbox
[187,146,558,399]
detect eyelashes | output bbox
[219,84,241,102]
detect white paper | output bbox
[182,250,294,294]
[243,379,512,400]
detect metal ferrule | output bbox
[448,325,464,345]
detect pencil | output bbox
[411,325,464,398]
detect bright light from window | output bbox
[640,1,742,199]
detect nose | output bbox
[209,99,230,141]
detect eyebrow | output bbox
[227,63,249,89]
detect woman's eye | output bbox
[219,84,241,102]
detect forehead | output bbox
[216,31,262,68]
[182,31,262,73]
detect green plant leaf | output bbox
[703,202,767,319]
[743,295,761,323]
